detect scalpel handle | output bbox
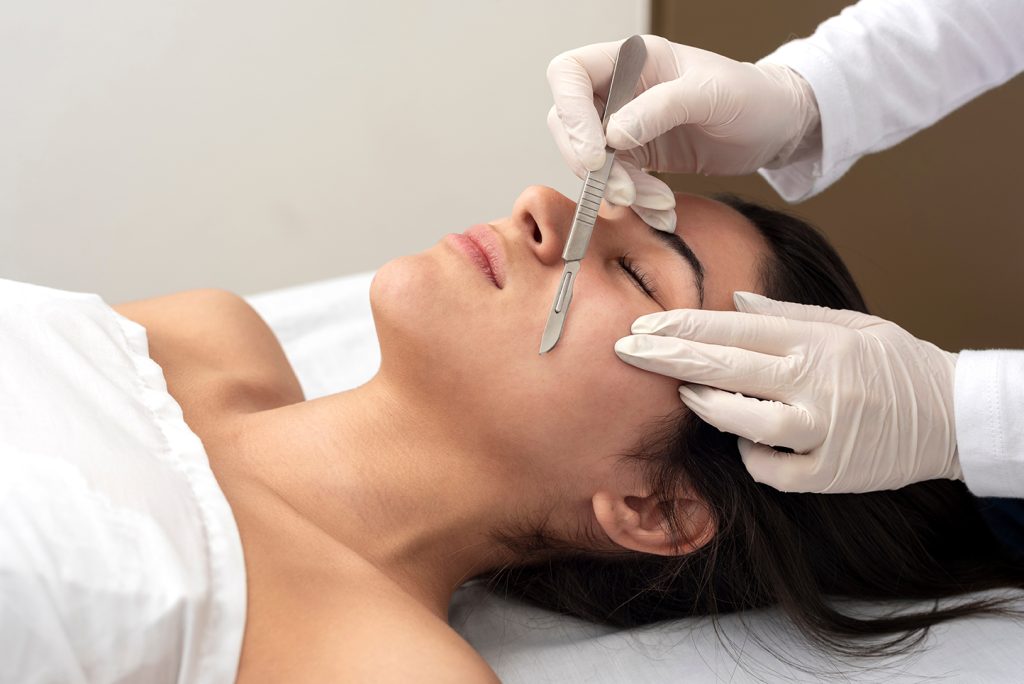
[561,153,615,262]
[562,34,646,260]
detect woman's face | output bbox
[370,186,769,497]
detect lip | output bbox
[444,223,507,289]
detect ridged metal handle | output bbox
[559,35,645,262]
[562,158,613,261]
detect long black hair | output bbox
[484,195,1024,659]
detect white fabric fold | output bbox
[956,349,1024,497]
[0,278,246,684]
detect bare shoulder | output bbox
[237,569,501,683]
[235,525,499,684]
[331,614,501,684]
[112,288,280,373]
[112,288,303,415]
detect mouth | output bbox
[444,223,507,289]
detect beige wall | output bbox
[652,1,1023,351]
[0,1,648,303]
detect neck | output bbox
[240,377,522,619]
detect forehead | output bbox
[673,193,768,311]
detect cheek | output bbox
[370,251,489,401]
[371,248,518,371]
[371,251,683,474]
[534,281,683,461]
[370,250,558,430]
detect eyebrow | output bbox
[650,225,705,307]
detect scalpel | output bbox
[538,34,647,354]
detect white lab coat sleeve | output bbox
[955,350,1024,498]
[757,0,1024,202]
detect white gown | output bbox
[0,279,247,683]
[758,0,1024,498]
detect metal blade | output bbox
[538,261,581,354]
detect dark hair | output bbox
[485,195,1024,661]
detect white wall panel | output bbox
[0,1,648,301]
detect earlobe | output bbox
[592,490,715,557]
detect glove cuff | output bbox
[755,61,821,170]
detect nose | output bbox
[509,185,577,267]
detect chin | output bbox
[369,251,467,379]
[372,253,439,336]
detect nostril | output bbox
[532,221,542,243]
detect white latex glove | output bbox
[613,292,963,494]
[547,35,820,233]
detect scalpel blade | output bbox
[538,260,581,354]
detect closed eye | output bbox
[618,254,657,299]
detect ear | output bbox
[591,490,715,556]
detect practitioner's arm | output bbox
[760,0,1024,201]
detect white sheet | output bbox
[0,279,246,684]
[247,273,1024,683]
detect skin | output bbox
[242,186,770,602]
[113,187,770,682]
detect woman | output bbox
[2,186,1019,682]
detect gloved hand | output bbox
[547,35,820,233]
[613,291,962,494]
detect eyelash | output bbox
[618,254,657,298]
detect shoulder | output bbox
[334,617,501,683]
[113,288,268,356]
[113,288,303,414]
[238,561,501,684]
[240,630,499,684]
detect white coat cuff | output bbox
[955,349,1024,498]
[757,40,857,203]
